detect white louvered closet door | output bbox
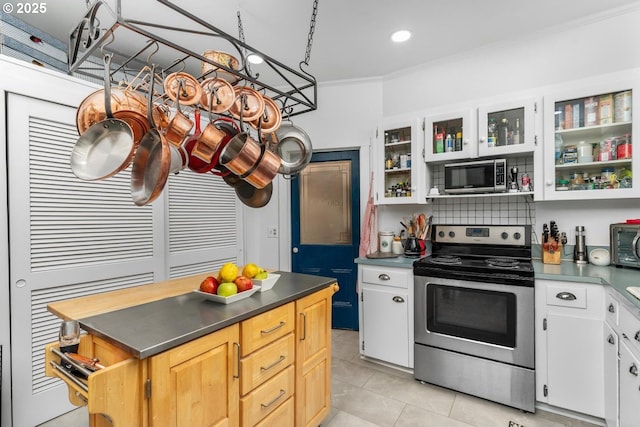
[7,94,158,426]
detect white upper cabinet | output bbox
[543,71,639,200]
[424,108,476,162]
[374,117,427,204]
[477,97,539,158]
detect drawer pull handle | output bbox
[300,313,307,341]
[608,303,616,313]
[261,355,286,372]
[378,274,390,281]
[392,296,405,303]
[260,389,286,408]
[233,342,241,379]
[49,360,89,393]
[261,321,286,335]
[556,292,576,301]
[608,334,616,345]
[630,363,638,377]
[635,331,640,343]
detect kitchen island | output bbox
[45,271,338,427]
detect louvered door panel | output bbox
[7,94,158,426]
[167,171,240,277]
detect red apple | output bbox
[234,275,253,292]
[199,276,219,294]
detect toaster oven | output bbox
[610,223,640,269]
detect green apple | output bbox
[255,269,268,280]
[217,282,238,297]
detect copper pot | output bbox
[241,148,281,189]
[193,116,239,164]
[250,95,282,134]
[228,86,265,123]
[219,133,262,177]
[163,79,194,147]
[199,77,234,114]
[201,50,240,83]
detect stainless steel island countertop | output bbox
[77,271,336,359]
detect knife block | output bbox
[542,235,562,265]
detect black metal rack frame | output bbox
[68,0,317,117]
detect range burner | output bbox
[428,255,462,265]
[485,257,520,269]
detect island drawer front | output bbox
[241,302,295,356]
[254,396,294,427]
[361,266,410,289]
[240,333,295,395]
[44,334,143,427]
[240,364,295,427]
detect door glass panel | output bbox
[299,160,352,245]
[432,117,464,154]
[383,126,412,198]
[487,107,524,147]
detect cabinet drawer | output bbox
[361,266,410,288]
[240,333,295,395]
[254,396,294,427]
[240,365,295,427]
[241,302,295,356]
[620,304,640,354]
[44,334,143,427]
[606,291,620,326]
[546,285,587,309]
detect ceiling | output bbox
[18,0,640,83]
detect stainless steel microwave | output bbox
[444,159,507,194]
[610,223,640,269]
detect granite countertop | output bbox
[533,260,640,309]
[77,271,336,359]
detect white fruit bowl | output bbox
[194,285,260,304]
[253,274,280,292]
[589,248,610,266]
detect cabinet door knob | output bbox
[635,331,640,343]
[392,296,405,303]
[556,292,577,301]
[630,363,638,377]
[378,274,390,281]
[608,334,616,345]
[608,303,616,313]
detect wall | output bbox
[244,78,382,270]
[376,4,640,247]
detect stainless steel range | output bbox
[413,224,535,412]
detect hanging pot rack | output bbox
[68,0,318,118]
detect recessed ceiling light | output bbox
[391,30,411,43]
[247,54,264,65]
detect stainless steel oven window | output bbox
[427,284,517,348]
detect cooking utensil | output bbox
[219,132,262,177]
[241,147,281,189]
[163,71,203,105]
[201,50,240,83]
[163,79,194,147]
[228,86,265,123]
[235,180,273,208]
[273,123,313,176]
[131,64,172,206]
[199,77,234,114]
[70,54,134,181]
[250,95,282,133]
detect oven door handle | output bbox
[556,291,577,301]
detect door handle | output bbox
[392,296,405,303]
[556,292,576,301]
[635,331,640,343]
[292,247,299,254]
[630,363,638,377]
[608,303,616,313]
[607,334,616,345]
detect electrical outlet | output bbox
[508,421,524,427]
[267,226,279,238]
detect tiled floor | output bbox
[40,330,602,427]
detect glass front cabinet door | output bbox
[543,74,639,200]
[424,109,475,163]
[375,118,425,204]
[477,97,539,158]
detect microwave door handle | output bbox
[632,232,640,261]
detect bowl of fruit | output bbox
[194,262,260,304]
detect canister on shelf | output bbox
[614,90,632,123]
[379,231,394,253]
[584,96,599,127]
[599,94,613,125]
[577,141,593,163]
[617,134,632,159]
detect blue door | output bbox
[291,150,360,330]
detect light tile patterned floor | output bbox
[39,329,603,427]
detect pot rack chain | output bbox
[302,0,319,68]
[236,12,254,79]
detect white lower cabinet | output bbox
[619,339,640,427]
[535,279,605,418]
[358,265,413,369]
[604,322,619,427]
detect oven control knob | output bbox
[514,232,522,240]
[448,231,455,238]
[438,231,445,238]
[501,232,509,240]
